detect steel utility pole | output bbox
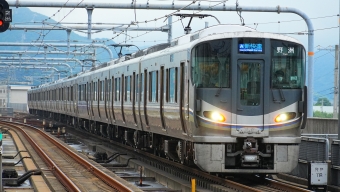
[338,0,340,139]
[334,45,339,119]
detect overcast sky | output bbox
[24,0,339,51]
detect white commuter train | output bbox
[28,24,307,174]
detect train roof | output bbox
[172,24,301,47]
[108,24,301,65]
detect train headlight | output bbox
[274,112,296,123]
[203,111,225,122]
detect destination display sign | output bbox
[238,38,264,54]
[273,46,299,56]
[239,43,263,52]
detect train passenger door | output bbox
[232,60,268,136]
[180,62,188,134]
[132,72,138,126]
[159,66,166,129]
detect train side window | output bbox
[89,83,92,101]
[115,77,120,101]
[125,76,127,101]
[149,71,158,103]
[108,78,111,102]
[71,86,73,101]
[94,82,97,101]
[141,73,145,103]
[105,78,108,101]
[84,84,87,101]
[111,76,114,102]
[166,69,169,103]
[98,81,101,101]
[125,76,131,101]
[168,67,177,103]
[78,85,81,101]
[191,39,231,88]
[82,85,85,101]
[130,75,133,102]
[135,74,139,102]
[102,80,104,101]
[67,87,69,101]
[149,72,151,102]
[155,71,158,102]
[132,73,135,102]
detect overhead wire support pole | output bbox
[9,25,170,32]
[0,42,114,60]
[0,56,82,68]
[86,7,93,40]
[7,2,315,117]
[0,50,93,55]
[0,62,73,75]
[338,0,340,140]
[167,16,172,43]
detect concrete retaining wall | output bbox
[303,118,338,134]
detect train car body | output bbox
[28,24,307,174]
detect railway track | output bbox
[2,115,313,192]
[0,119,141,192]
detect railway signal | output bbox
[0,131,2,153]
[0,0,11,33]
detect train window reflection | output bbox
[150,71,158,103]
[135,74,139,102]
[191,39,231,88]
[271,40,305,89]
[125,76,130,101]
[115,78,120,101]
[141,73,144,103]
[100,81,104,101]
[239,62,261,106]
[78,85,82,101]
[168,67,177,103]
[94,82,97,101]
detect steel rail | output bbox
[113,138,262,192]
[0,121,81,192]
[1,121,134,192]
[266,178,311,192]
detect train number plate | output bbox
[238,127,261,134]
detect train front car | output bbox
[190,25,306,174]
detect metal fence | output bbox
[291,136,329,179]
[302,134,338,150]
[8,103,28,113]
[0,107,13,117]
[331,140,340,186]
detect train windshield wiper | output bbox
[215,86,222,97]
[215,55,226,97]
[271,86,286,103]
[279,88,286,102]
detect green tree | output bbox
[315,97,332,106]
[313,111,334,118]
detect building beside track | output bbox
[0,85,30,113]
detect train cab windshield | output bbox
[271,40,305,89]
[191,39,231,88]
